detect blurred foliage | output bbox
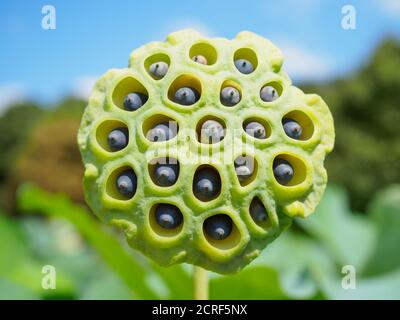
[0,98,85,211]
[301,38,400,210]
[0,182,395,300]
[0,103,44,182]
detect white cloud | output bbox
[0,84,28,114]
[71,76,98,100]
[376,0,400,18]
[278,43,335,82]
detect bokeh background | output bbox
[1,0,400,299]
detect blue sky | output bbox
[0,0,399,110]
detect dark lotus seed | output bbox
[200,120,225,144]
[123,92,148,111]
[154,163,179,186]
[147,122,175,142]
[245,121,266,139]
[107,127,128,151]
[155,204,183,229]
[235,165,252,181]
[116,170,137,198]
[260,85,279,102]
[149,61,169,79]
[204,215,232,240]
[273,158,294,185]
[234,156,254,182]
[220,87,241,106]
[234,58,254,74]
[192,55,208,65]
[174,87,200,105]
[193,168,221,201]
[250,198,268,223]
[282,118,302,140]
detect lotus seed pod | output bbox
[78,29,335,274]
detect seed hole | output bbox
[273,154,307,186]
[220,80,242,107]
[144,53,170,80]
[196,116,226,144]
[96,120,129,152]
[189,42,217,66]
[149,203,183,237]
[143,114,178,142]
[112,76,149,111]
[243,118,271,140]
[249,197,271,228]
[193,165,221,202]
[233,48,258,74]
[168,75,201,106]
[203,214,241,250]
[234,155,258,186]
[282,110,314,141]
[106,166,137,200]
[260,82,282,102]
[148,157,179,187]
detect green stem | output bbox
[193,266,209,300]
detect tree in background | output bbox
[0,98,85,211]
[302,38,400,210]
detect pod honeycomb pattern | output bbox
[78,30,334,274]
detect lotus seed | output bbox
[154,163,179,187]
[273,158,294,185]
[147,122,175,142]
[220,87,241,106]
[234,156,254,182]
[155,204,183,229]
[283,118,302,140]
[174,87,200,105]
[116,170,137,198]
[123,92,148,111]
[204,215,232,240]
[200,120,225,144]
[234,59,254,74]
[249,198,268,223]
[260,85,279,102]
[107,127,128,151]
[244,121,266,139]
[192,55,208,65]
[193,168,221,201]
[149,61,169,79]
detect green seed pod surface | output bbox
[77,29,335,274]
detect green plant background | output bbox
[0,38,399,300]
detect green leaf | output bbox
[151,263,193,299]
[0,211,77,299]
[80,272,134,300]
[364,184,400,275]
[254,231,335,299]
[210,266,288,299]
[297,185,377,273]
[0,278,38,300]
[319,268,400,300]
[0,212,30,275]
[17,183,159,299]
